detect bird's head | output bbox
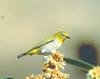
[54,31,71,42]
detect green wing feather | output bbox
[17,36,54,58]
[25,35,55,54]
[33,36,54,49]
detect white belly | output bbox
[41,39,61,53]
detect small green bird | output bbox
[17,31,70,58]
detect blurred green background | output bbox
[0,0,100,79]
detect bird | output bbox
[17,31,70,58]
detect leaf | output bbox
[0,76,14,79]
[64,57,94,71]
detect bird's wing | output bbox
[17,36,55,58]
[22,36,55,55]
[33,36,54,49]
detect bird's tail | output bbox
[17,52,28,59]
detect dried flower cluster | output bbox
[26,51,69,79]
[87,66,100,79]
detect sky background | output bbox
[0,0,100,79]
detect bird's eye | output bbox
[61,33,64,36]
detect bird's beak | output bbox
[67,36,71,39]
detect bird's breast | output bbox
[41,39,61,53]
